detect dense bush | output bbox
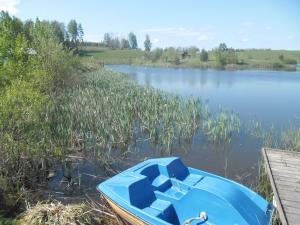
[200,49,209,62]
[213,43,238,67]
[0,11,83,212]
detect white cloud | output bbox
[287,35,295,40]
[0,0,20,14]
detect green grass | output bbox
[237,49,300,63]
[81,47,144,64]
[81,47,300,71]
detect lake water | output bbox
[104,65,300,184]
[48,65,300,198]
[107,65,300,128]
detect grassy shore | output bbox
[81,46,300,71]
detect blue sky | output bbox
[1,0,299,50]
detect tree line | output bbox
[100,32,138,49]
[85,33,241,67]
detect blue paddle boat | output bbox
[97,157,273,225]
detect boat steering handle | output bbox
[184,212,207,225]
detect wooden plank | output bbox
[265,148,300,156]
[263,148,300,225]
[271,167,300,177]
[268,156,300,165]
[285,213,300,224]
[277,183,300,193]
[272,174,300,183]
[279,191,300,203]
[284,206,300,215]
[270,161,300,173]
[263,148,289,225]
[282,199,300,210]
[272,175,300,185]
[268,159,300,168]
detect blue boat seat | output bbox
[143,205,161,217]
[140,164,172,191]
[152,175,171,191]
[151,199,171,211]
[143,199,180,225]
[166,158,190,180]
[128,176,156,209]
[166,159,204,186]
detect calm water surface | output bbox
[104,65,300,184]
[107,65,300,128]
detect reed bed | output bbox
[50,69,241,164]
[50,69,199,158]
[203,108,240,144]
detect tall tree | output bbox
[200,49,208,62]
[23,19,34,43]
[120,38,129,49]
[111,37,120,49]
[67,19,78,42]
[51,21,65,43]
[77,23,84,43]
[218,43,228,51]
[104,33,112,47]
[128,32,137,49]
[144,34,152,52]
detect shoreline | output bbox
[104,62,298,72]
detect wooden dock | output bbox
[263,148,300,225]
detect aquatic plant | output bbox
[203,109,240,144]
[51,69,203,159]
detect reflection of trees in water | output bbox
[135,69,238,91]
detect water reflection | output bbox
[108,65,300,128]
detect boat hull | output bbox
[104,195,148,225]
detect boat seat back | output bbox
[128,176,156,209]
[140,164,160,182]
[144,199,180,225]
[140,165,172,191]
[166,158,190,180]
